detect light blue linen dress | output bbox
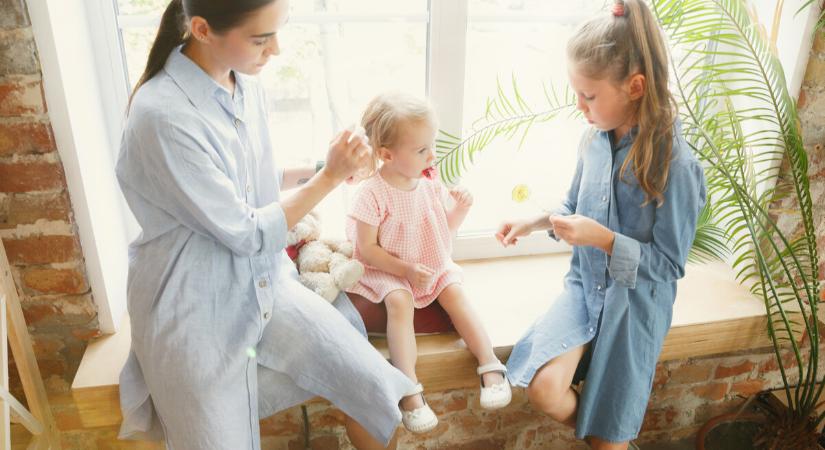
[506,124,707,442]
[115,46,414,449]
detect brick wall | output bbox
[0,0,99,394]
[248,346,813,450]
[798,28,825,284]
[0,0,822,447]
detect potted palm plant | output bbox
[434,0,823,448]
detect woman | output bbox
[115,1,414,448]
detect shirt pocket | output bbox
[616,178,655,237]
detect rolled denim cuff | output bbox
[608,232,640,289]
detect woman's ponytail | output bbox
[127,0,186,111]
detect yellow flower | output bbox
[511,184,531,203]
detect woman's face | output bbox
[208,0,289,75]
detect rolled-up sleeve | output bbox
[608,158,706,288]
[127,110,288,257]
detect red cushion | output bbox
[348,293,455,334]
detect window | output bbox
[112,0,609,258]
[27,0,818,331]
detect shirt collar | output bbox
[164,45,247,109]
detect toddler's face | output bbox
[384,120,437,179]
[568,62,638,133]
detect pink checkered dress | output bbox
[346,173,463,308]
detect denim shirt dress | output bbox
[115,47,414,450]
[506,124,707,442]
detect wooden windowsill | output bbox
[70,254,769,428]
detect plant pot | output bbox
[695,412,764,450]
[696,392,825,450]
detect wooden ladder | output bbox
[0,243,61,449]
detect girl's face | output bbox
[381,120,437,179]
[207,0,289,75]
[568,62,643,135]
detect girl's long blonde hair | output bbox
[568,0,676,206]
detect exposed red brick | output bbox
[652,364,670,389]
[260,411,302,437]
[0,159,66,193]
[30,334,65,357]
[21,302,57,325]
[71,328,102,341]
[2,235,80,264]
[714,361,755,379]
[651,385,687,402]
[731,379,765,396]
[669,362,714,384]
[1,191,71,229]
[692,382,729,401]
[0,121,54,156]
[22,267,88,295]
[442,437,508,450]
[641,406,678,432]
[0,77,45,116]
[288,436,340,450]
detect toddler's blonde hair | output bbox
[360,92,436,175]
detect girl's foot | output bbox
[400,383,438,434]
[477,361,512,410]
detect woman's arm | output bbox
[281,167,316,190]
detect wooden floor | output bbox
[11,389,161,449]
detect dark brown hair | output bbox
[127,0,276,109]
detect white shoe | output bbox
[478,361,512,410]
[400,383,438,434]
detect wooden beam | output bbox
[0,244,61,449]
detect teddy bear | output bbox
[286,211,365,302]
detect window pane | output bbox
[266,22,426,236]
[117,0,427,16]
[116,0,166,15]
[262,22,426,167]
[469,0,606,16]
[117,8,427,237]
[458,2,604,234]
[289,0,427,15]
[121,28,155,90]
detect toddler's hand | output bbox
[496,219,534,247]
[449,186,473,209]
[404,263,435,290]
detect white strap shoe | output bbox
[477,361,512,410]
[400,383,438,434]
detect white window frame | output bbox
[25,0,820,332]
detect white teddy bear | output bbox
[285,211,365,302]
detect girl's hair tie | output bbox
[612,1,625,17]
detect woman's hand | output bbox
[404,262,435,290]
[495,218,537,247]
[550,214,615,254]
[322,130,372,184]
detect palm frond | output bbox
[653,0,821,424]
[435,75,576,185]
